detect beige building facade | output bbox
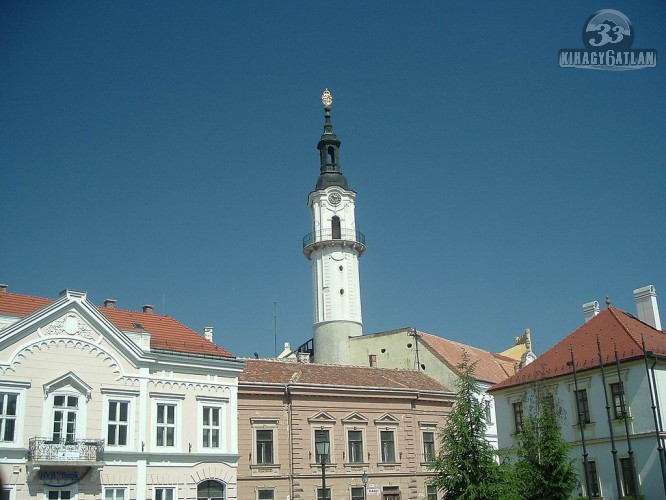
[238,359,455,500]
[0,286,244,500]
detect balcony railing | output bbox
[29,437,105,463]
[302,229,366,249]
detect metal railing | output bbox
[302,229,366,249]
[29,437,105,462]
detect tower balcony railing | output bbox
[302,229,366,258]
[28,437,105,465]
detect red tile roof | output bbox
[489,307,666,392]
[417,331,515,384]
[240,358,453,392]
[0,290,234,358]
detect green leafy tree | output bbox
[514,386,577,500]
[429,350,519,499]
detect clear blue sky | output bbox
[2,1,665,359]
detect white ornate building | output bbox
[0,285,244,500]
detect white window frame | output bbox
[151,393,184,452]
[46,392,86,443]
[2,485,16,500]
[153,486,177,500]
[196,396,228,453]
[103,487,129,500]
[102,390,138,451]
[421,428,437,463]
[0,382,29,448]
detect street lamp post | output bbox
[362,471,368,499]
[315,438,330,500]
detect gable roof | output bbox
[0,289,235,359]
[489,307,666,392]
[417,331,515,384]
[239,358,453,392]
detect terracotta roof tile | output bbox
[417,331,515,384]
[489,307,666,392]
[240,358,453,392]
[0,290,234,358]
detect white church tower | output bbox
[303,89,366,365]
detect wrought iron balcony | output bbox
[28,437,105,466]
[302,229,366,258]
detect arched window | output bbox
[327,146,336,166]
[197,480,225,500]
[331,216,341,239]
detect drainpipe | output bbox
[614,345,640,500]
[285,384,294,500]
[643,336,666,496]
[596,336,622,499]
[568,348,591,497]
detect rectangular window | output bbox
[314,429,330,463]
[202,406,220,448]
[155,487,175,500]
[156,403,176,447]
[47,491,72,500]
[104,488,127,500]
[611,382,626,419]
[380,430,396,463]
[426,484,438,500]
[258,490,274,500]
[53,395,78,442]
[316,488,331,500]
[107,401,129,446]
[576,389,591,424]
[621,457,636,496]
[256,429,274,464]
[422,431,436,462]
[348,430,363,463]
[513,402,524,432]
[484,400,492,423]
[0,393,17,442]
[586,460,601,497]
[351,487,365,500]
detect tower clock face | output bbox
[328,192,342,205]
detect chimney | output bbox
[633,285,662,331]
[104,299,117,309]
[0,284,7,293]
[142,305,154,314]
[582,301,600,322]
[203,327,214,342]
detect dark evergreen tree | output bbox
[429,350,519,499]
[514,386,577,500]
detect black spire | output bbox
[315,89,349,191]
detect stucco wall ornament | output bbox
[42,313,98,341]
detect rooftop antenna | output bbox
[273,298,278,357]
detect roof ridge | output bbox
[608,307,644,352]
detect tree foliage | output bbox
[514,386,577,500]
[429,350,519,499]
